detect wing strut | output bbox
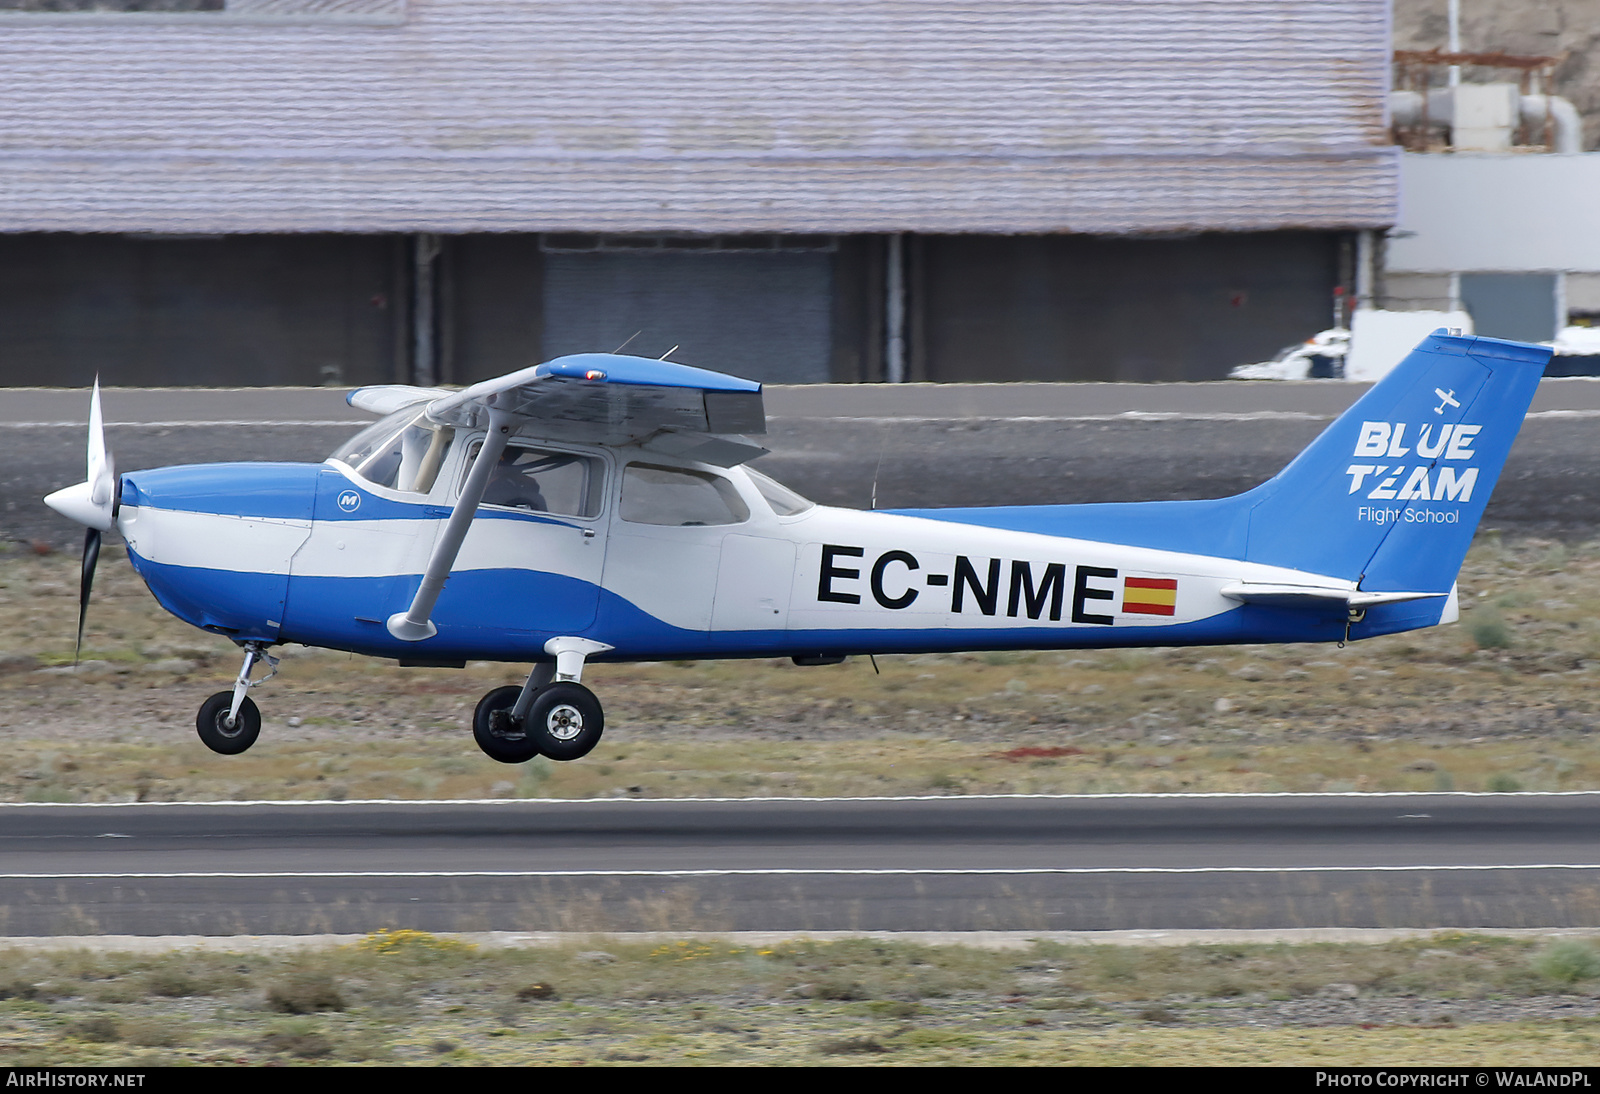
[387,408,516,642]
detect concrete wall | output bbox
[1388,152,1600,273]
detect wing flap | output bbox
[639,429,770,468]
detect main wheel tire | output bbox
[524,682,604,761]
[196,691,261,755]
[472,685,541,764]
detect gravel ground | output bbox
[0,533,1598,799]
[1,931,1599,1065]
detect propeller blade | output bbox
[46,379,118,532]
[75,527,101,666]
[87,377,114,509]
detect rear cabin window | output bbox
[745,467,814,516]
[463,442,605,519]
[620,463,750,527]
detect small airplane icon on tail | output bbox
[1434,388,1460,414]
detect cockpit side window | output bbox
[462,441,604,518]
[330,408,455,494]
[620,463,750,526]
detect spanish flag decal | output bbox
[1123,576,1177,616]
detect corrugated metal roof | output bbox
[0,0,1397,233]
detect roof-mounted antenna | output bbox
[612,330,643,354]
[659,345,679,361]
[869,422,889,510]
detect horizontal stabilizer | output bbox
[1219,582,1445,610]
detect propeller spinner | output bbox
[42,380,118,662]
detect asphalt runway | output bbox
[1,795,1598,936]
[7,379,1600,548]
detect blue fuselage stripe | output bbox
[127,548,1416,663]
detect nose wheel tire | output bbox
[525,682,604,762]
[196,692,261,755]
[472,685,541,764]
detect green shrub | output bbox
[1470,611,1513,650]
[262,1021,335,1059]
[141,968,200,997]
[817,1036,888,1055]
[266,971,344,1014]
[812,977,869,1001]
[65,1016,118,1043]
[1531,940,1600,985]
[121,1017,189,1048]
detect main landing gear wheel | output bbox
[473,685,541,764]
[525,682,604,762]
[196,691,261,755]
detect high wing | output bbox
[347,353,769,643]
[347,384,453,417]
[351,352,768,465]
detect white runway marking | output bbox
[6,864,1599,880]
[771,409,1600,424]
[5,410,1599,429]
[0,420,358,429]
[0,790,1596,807]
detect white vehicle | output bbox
[1228,328,1349,380]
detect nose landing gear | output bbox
[472,637,610,765]
[196,642,277,755]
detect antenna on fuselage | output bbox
[869,423,888,510]
[659,345,679,361]
[612,330,643,354]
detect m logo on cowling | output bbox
[337,490,361,513]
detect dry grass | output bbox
[0,931,1596,1065]
[1,533,1599,800]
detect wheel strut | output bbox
[227,642,278,728]
[479,637,613,763]
[496,637,612,732]
[507,662,556,729]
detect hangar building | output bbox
[0,0,1395,386]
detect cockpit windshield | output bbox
[330,407,456,494]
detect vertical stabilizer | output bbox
[1241,331,1548,594]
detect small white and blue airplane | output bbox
[45,330,1549,764]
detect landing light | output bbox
[584,369,607,381]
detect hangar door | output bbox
[912,232,1341,382]
[0,234,401,387]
